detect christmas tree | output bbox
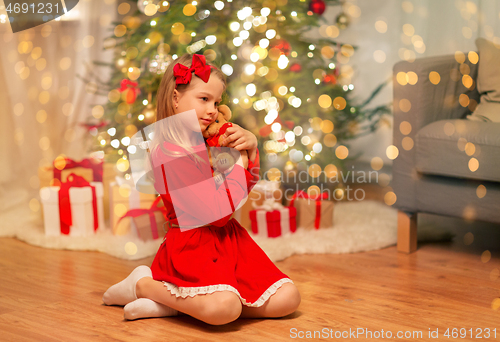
[85,0,390,187]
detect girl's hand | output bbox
[220,124,257,163]
[220,124,257,151]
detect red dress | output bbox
[149,140,292,307]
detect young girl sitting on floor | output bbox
[102,53,300,325]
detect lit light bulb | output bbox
[261,7,271,16]
[107,128,116,136]
[246,83,256,96]
[121,137,131,146]
[266,29,276,39]
[271,122,281,132]
[244,63,256,75]
[214,1,224,10]
[229,22,240,31]
[221,64,233,76]
[277,55,289,69]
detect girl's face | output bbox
[173,75,224,132]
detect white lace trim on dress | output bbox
[162,277,294,308]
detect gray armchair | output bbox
[392,54,500,253]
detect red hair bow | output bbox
[173,54,212,86]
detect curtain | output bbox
[0,0,116,227]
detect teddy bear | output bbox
[202,105,249,185]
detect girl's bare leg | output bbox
[239,283,301,318]
[136,277,242,325]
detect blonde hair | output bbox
[152,53,227,163]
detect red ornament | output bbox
[272,39,291,56]
[309,0,326,15]
[290,63,302,73]
[323,74,337,85]
[118,79,140,104]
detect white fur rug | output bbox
[0,196,416,262]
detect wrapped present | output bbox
[38,157,104,188]
[39,158,118,224]
[233,180,283,230]
[102,162,118,223]
[290,190,334,229]
[249,200,297,238]
[118,197,167,241]
[40,173,104,236]
[110,176,158,235]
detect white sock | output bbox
[102,265,152,306]
[124,298,179,320]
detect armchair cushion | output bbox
[467,38,500,122]
[415,119,500,182]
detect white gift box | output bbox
[249,199,297,238]
[40,182,104,237]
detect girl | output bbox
[103,53,301,325]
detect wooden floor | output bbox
[1,195,500,340]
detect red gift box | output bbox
[249,206,297,238]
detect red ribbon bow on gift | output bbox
[53,157,103,182]
[118,196,167,240]
[290,190,328,229]
[173,54,212,87]
[59,173,98,235]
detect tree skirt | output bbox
[0,199,453,262]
